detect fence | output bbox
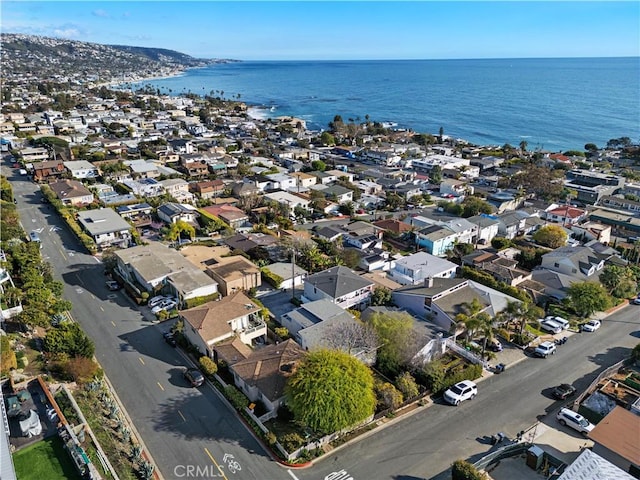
[570,358,631,409]
[445,338,488,368]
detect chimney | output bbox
[424,277,434,288]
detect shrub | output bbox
[274,327,290,339]
[64,356,102,383]
[395,371,420,399]
[261,268,284,288]
[199,356,218,377]
[279,432,305,453]
[0,336,17,375]
[224,385,249,410]
[451,459,487,480]
[376,381,404,410]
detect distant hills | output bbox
[1,33,236,83]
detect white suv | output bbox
[443,380,478,406]
[556,408,594,435]
[534,341,557,358]
[539,319,562,334]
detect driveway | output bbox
[259,288,301,321]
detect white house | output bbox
[264,191,311,213]
[388,251,458,286]
[303,266,375,310]
[63,160,99,179]
[76,208,132,249]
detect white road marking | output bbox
[287,469,301,480]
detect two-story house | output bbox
[181,292,266,356]
[76,208,132,249]
[303,266,375,310]
[63,160,99,179]
[414,225,457,256]
[157,202,199,225]
[388,251,458,286]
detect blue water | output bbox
[133,58,639,151]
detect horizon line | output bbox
[207,55,640,62]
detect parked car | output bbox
[539,319,562,334]
[552,384,577,400]
[184,368,205,387]
[556,407,594,435]
[151,299,177,314]
[534,341,557,358]
[545,316,570,330]
[148,295,170,308]
[581,320,601,332]
[443,380,478,406]
[631,295,640,305]
[486,338,503,352]
[106,280,122,291]
[163,332,177,347]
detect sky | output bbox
[1,1,639,61]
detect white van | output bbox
[546,316,569,330]
[539,318,562,334]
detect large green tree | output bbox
[369,311,418,376]
[599,265,638,299]
[566,281,612,318]
[532,224,568,248]
[285,349,375,434]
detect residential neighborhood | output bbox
[1,33,639,480]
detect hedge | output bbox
[460,266,530,302]
[260,267,284,288]
[452,460,487,480]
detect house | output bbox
[321,184,353,204]
[228,339,305,417]
[180,292,266,355]
[357,180,384,196]
[115,202,153,220]
[48,179,95,206]
[192,179,225,199]
[281,299,373,361]
[571,222,611,244]
[588,407,640,478]
[205,255,261,297]
[264,191,311,213]
[537,245,609,280]
[159,178,191,200]
[388,251,458,286]
[314,225,344,243]
[303,266,375,310]
[466,214,500,245]
[599,195,640,214]
[496,211,529,239]
[462,251,532,287]
[63,160,99,179]
[76,208,132,249]
[544,205,588,226]
[266,173,297,191]
[201,204,249,229]
[231,181,261,198]
[32,160,66,182]
[114,242,218,304]
[224,233,279,255]
[122,178,165,197]
[414,225,457,256]
[443,218,478,245]
[124,159,160,179]
[392,277,521,331]
[557,448,636,480]
[157,202,199,225]
[262,262,308,289]
[440,178,469,197]
[289,171,317,189]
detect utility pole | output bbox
[291,248,296,302]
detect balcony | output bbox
[239,319,267,344]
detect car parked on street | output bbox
[184,368,204,387]
[552,384,577,400]
[556,407,594,435]
[581,320,601,332]
[163,332,177,347]
[534,341,557,358]
[631,294,640,305]
[443,380,478,406]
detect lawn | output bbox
[13,436,81,480]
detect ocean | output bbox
[130,57,639,151]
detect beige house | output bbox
[205,255,261,296]
[49,179,95,206]
[181,292,266,356]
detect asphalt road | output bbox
[7,170,288,480]
[6,161,639,480]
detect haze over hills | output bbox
[1,33,236,85]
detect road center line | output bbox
[157,382,164,391]
[287,469,301,480]
[59,249,67,260]
[100,306,105,312]
[110,321,115,327]
[138,357,145,365]
[203,448,228,480]
[177,410,186,422]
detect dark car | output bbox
[163,332,177,347]
[106,280,122,291]
[184,368,205,387]
[553,383,577,400]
